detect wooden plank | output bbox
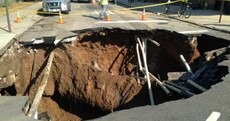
[27,52,54,117]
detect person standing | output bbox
[98,0,109,20]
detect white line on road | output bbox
[94,11,99,14]
[95,20,168,24]
[108,10,113,14]
[206,111,221,121]
[178,30,209,35]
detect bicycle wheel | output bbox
[184,7,191,18]
[165,4,170,14]
[177,8,183,17]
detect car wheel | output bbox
[64,10,69,14]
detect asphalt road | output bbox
[18,2,230,43]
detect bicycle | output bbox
[177,2,192,18]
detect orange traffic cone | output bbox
[105,13,110,21]
[16,11,21,23]
[141,9,145,21]
[58,11,64,24]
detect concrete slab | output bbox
[0,33,15,55]
[0,96,37,121]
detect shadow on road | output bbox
[82,15,99,20]
[204,24,230,27]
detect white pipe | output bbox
[137,37,144,50]
[180,54,193,74]
[137,37,154,105]
[148,38,160,47]
[147,71,171,95]
[136,63,140,83]
[136,43,143,71]
[144,39,147,59]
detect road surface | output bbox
[18,2,230,43]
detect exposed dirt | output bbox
[18,29,201,121]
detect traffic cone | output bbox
[105,13,110,21]
[141,9,145,21]
[16,11,21,23]
[58,11,64,24]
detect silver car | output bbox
[42,0,71,14]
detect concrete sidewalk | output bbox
[0,2,42,55]
[117,0,230,33]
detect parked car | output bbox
[42,0,71,14]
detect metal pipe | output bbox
[164,84,194,97]
[143,38,147,58]
[165,81,195,96]
[187,79,207,92]
[148,38,160,46]
[147,71,171,96]
[180,54,193,74]
[136,63,140,83]
[136,43,143,71]
[137,37,154,105]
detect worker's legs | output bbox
[99,5,107,19]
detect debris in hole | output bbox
[0,29,229,121]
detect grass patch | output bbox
[0,2,35,15]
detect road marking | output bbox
[206,111,221,121]
[95,20,167,24]
[91,10,114,15]
[94,11,99,14]
[178,30,209,35]
[90,10,125,15]
[108,10,113,14]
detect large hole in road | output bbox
[1,29,229,121]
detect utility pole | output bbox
[4,0,12,32]
[219,0,225,23]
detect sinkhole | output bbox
[0,28,229,121]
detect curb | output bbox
[14,17,42,40]
[167,16,230,34]
[117,1,230,34]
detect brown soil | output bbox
[19,29,200,121]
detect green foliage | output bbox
[0,0,17,7]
